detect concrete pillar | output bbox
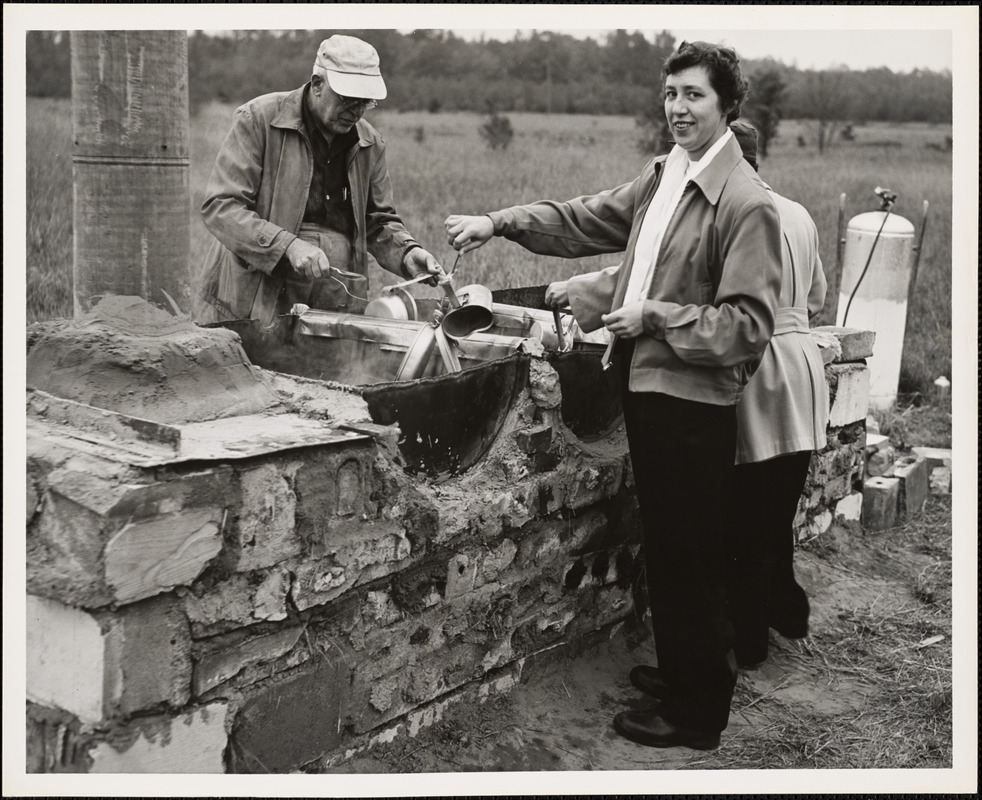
[70,31,191,316]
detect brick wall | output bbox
[25,327,871,773]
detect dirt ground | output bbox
[325,495,954,776]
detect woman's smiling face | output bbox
[663,65,730,161]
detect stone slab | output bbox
[812,326,876,362]
[911,446,952,470]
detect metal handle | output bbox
[601,335,617,371]
[383,272,437,293]
[552,307,569,352]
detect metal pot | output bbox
[365,285,418,321]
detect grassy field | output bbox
[26,98,953,398]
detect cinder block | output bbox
[866,433,890,452]
[862,476,901,531]
[891,455,929,516]
[88,703,228,773]
[827,363,870,427]
[866,444,896,477]
[930,466,951,495]
[835,491,863,522]
[911,446,952,470]
[27,594,192,724]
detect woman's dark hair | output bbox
[662,41,749,123]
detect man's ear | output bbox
[310,73,325,93]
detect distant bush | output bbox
[479,109,514,151]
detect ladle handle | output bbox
[440,277,462,309]
[552,308,568,351]
[383,272,436,293]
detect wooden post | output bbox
[70,31,191,317]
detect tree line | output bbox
[27,29,952,125]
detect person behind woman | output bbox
[725,121,829,669]
[444,41,782,750]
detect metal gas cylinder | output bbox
[837,210,915,318]
[835,189,918,410]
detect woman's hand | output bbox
[444,214,494,253]
[545,281,569,310]
[602,301,645,338]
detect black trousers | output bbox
[621,358,738,733]
[726,451,813,666]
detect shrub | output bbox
[478,107,514,151]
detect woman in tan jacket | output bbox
[726,122,829,669]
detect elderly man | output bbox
[198,35,442,324]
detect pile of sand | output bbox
[26,296,279,424]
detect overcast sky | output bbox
[5,4,969,75]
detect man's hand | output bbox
[403,247,444,286]
[286,238,330,280]
[545,281,570,310]
[444,215,494,253]
[602,301,645,338]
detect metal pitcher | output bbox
[440,283,494,340]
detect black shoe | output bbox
[629,665,670,699]
[734,644,768,670]
[770,584,810,639]
[613,708,720,750]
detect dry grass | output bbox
[26,98,74,323]
[873,394,953,448]
[707,495,953,770]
